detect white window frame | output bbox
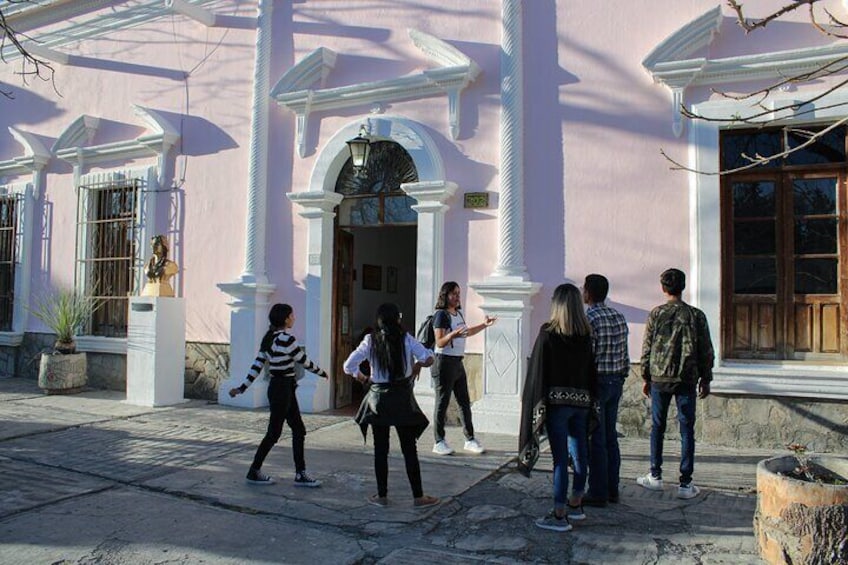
[74,167,157,353]
[690,90,848,400]
[0,127,47,346]
[0,182,34,345]
[53,107,179,354]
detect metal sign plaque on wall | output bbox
[463,192,489,209]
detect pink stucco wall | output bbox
[1,0,844,353]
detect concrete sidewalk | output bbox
[0,377,770,564]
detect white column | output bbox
[401,180,457,413]
[287,190,343,412]
[472,0,541,435]
[218,0,276,407]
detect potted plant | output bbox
[28,287,100,394]
[754,444,848,565]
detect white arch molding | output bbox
[288,116,456,412]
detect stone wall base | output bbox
[619,365,848,452]
[14,333,228,401]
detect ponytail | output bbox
[261,303,292,353]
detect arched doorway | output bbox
[287,116,455,414]
[332,141,419,408]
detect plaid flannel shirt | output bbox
[586,302,630,375]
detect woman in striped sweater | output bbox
[229,303,329,486]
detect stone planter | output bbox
[754,454,848,565]
[37,352,87,394]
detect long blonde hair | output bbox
[546,283,591,336]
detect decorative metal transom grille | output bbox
[335,141,419,227]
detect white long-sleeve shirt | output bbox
[343,333,433,383]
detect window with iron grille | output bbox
[77,178,141,338]
[0,194,20,331]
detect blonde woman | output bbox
[519,283,598,532]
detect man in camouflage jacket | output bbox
[638,268,714,500]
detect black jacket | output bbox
[518,325,598,476]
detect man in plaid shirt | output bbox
[582,274,630,506]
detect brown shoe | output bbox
[413,495,440,508]
[367,494,388,507]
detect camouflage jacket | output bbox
[640,301,714,385]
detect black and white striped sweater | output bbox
[237,331,327,391]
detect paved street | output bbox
[0,377,771,564]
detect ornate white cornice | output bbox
[270,47,337,97]
[0,127,51,178]
[643,5,848,137]
[642,6,722,72]
[53,106,179,169]
[272,29,481,156]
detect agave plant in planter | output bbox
[28,287,101,394]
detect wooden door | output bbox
[786,173,845,360]
[333,229,354,408]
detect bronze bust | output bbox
[141,235,179,297]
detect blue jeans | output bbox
[588,373,625,499]
[649,385,696,486]
[545,404,589,511]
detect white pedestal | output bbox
[126,296,187,407]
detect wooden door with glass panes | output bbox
[723,172,847,360]
[333,229,354,408]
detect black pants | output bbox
[372,424,423,498]
[432,354,474,442]
[251,377,306,473]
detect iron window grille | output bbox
[0,193,22,332]
[76,176,144,338]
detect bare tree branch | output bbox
[0,0,59,99]
[664,2,848,174]
[726,0,820,33]
[661,115,848,176]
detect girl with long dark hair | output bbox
[229,303,328,486]
[431,281,496,456]
[343,303,439,508]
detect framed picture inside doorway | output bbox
[362,264,382,291]
[386,266,398,293]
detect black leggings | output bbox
[371,424,423,498]
[433,355,474,442]
[251,377,306,473]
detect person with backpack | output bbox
[430,281,497,456]
[637,268,714,500]
[229,303,328,487]
[343,303,440,508]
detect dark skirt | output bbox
[354,378,429,441]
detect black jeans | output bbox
[372,424,423,498]
[432,354,474,442]
[251,377,306,473]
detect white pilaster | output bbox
[287,191,343,413]
[401,180,457,413]
[216,282,276,408]
[472,0,541,435]
[218,0,276,408]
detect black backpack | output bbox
[416,313,437,349]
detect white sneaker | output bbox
[433,440,454,455]
[464,438,485,454]
[677,483,700,499]
[636,473,664,491]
